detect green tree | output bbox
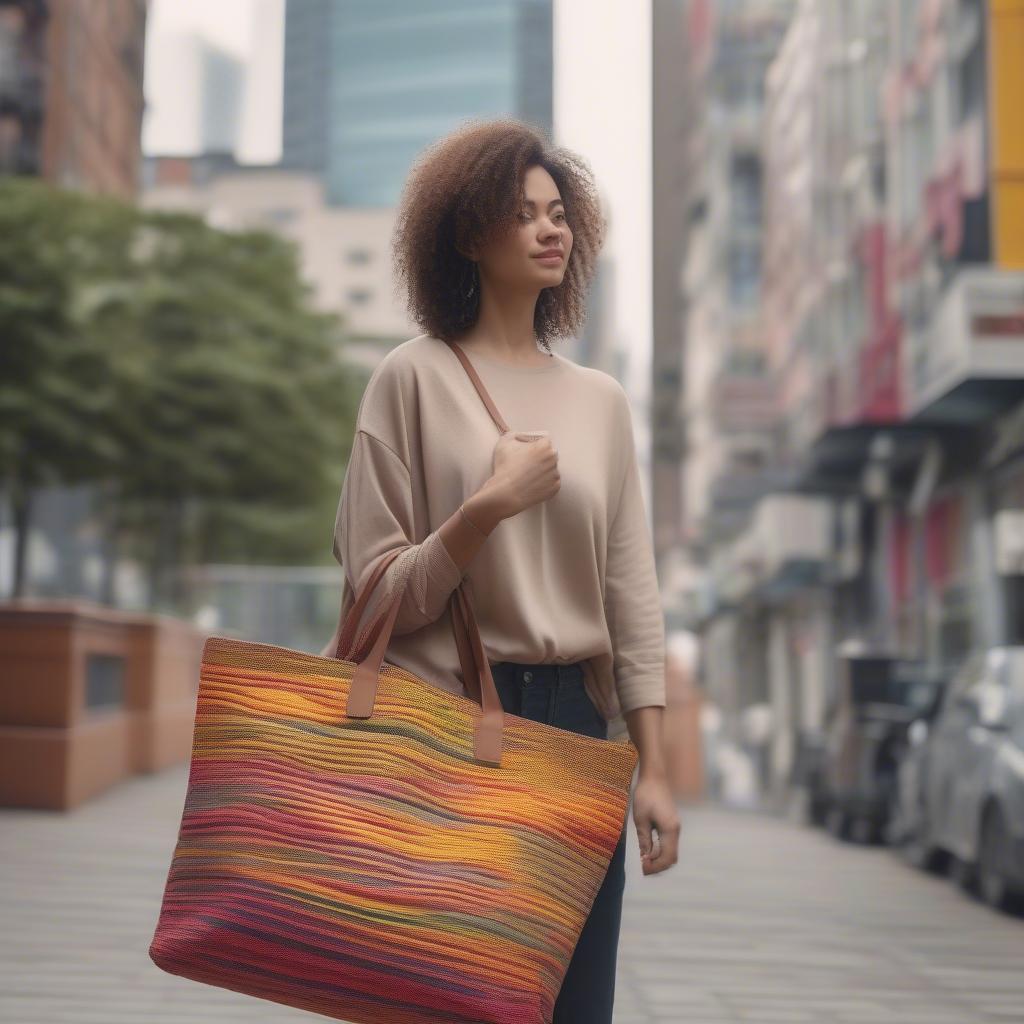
[0,180,136,596]
[0,179,361,606]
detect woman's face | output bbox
[476,164,573,293]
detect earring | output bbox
[463,261,478,301]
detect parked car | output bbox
[791,728,830,826]
[908,647,1024,912]
[821,651,942,845]
[888,684,948,864]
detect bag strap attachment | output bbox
[333,339,511,766]
[340,548,504,765]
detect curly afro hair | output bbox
[391,117,607,353]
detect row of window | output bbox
[257,208,376,269]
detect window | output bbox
[954,0,986,125]
[1010,704,1024,751]
[944,650,986,710]
[730,154,762,228]
[728,242,760,307]
[724,347,766,376]
[85,654,124,710]
[945,693,979,734]
[263,207,296,227]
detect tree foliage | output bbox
[0,177,361,604]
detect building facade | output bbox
[674,0,796,792]
[143,32,245,157]
[0,0,147,196]
[142,154,420,366]
[687,0,1024,807]
[680,0,794,556]
[652,0,702,603]
[882,0,1024,663]
[281,0,553,206]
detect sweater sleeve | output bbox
[332,428,466,637]
[604,398,667,714]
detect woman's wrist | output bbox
[464,480,512,533]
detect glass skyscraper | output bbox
[282,0,553,206]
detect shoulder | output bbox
[358,333,629,425]
[354,334,487,462]
[573,361,628,401]
[354,334,453,440]
[569,361,632,423]
[374,333,458,380]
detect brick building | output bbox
[0,0,148,196]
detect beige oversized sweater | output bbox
[331,333,666,740]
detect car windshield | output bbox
[891,678,940,711]
[849,663,938,710]
[1000,651,1024,695]
[1013,706,1024,750]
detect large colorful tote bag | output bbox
[148,341,639,1024]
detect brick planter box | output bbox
[0,600,207,810]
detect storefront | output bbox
[991,410,1024,643]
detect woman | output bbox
[325,117,680,1023]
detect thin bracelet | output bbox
[459,502,488,538]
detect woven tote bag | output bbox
[148,341,640,1024]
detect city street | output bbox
[4,1,1024,1023]
[1,767,1022,1024]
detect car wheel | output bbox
[883,792,903,846]
[826,807,849,841]
[978,806,1018,913]
[809,796,828,828]
[948,853,977,894]
[850,816,878,845]
[901,817,946,874]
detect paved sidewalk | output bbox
[1,764,1022,1023]
[614,801,1024,1023]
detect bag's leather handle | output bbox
[340,560,503,765]
[335,544,484,707]
[334,340,506,663]
[331,340,510,765]
[445,340,511,434]
[335,546,405,661]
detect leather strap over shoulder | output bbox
[445,341,510,434]
[330,338,512,764]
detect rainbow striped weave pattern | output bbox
[149,636,638,1024]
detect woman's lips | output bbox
[533,253,563,264]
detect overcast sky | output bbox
[143,0,284,162]
[142,0,651,418]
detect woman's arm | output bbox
[603,415,667,717]
[324,430,513,655]
[603,392,680,874]
[437,475,508,567]
[625,706,680,875]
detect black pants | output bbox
[490,659,628,1024]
